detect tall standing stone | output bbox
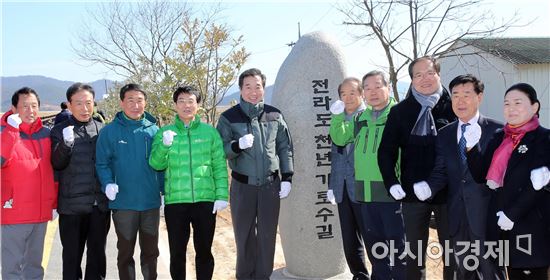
[272,31,348,278]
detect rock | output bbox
[272,31,348,278]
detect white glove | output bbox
[389,184,406,200]
[329,100,345,115]
[105,183,119,201]
[413,181,432,201]
[7,114,22,129]
[162,130,177,146]
[212,200,229,214]
[238,134,254,149]
[279,181,291,198]
[51,209,59,220]
[62,126,75,145]
[530,166,550,191]
[2,198,13,209]
[326,189,337,205]
[496,211,514,231]
[463,122,482,149]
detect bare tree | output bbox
[340,0,521,100]
[166,16,248,124]
[73,1,248,124]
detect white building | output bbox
[439,38,550,127]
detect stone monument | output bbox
[272,31,348,278]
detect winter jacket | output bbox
[468,125,550,268]
[149,115,228,204]
[216,99,294,186]
[51,116,108,215]
[95,111,163,211]
[331,98,398,202]
[327,104,366,204]
[1,111,57,225]
[378,88,456,204]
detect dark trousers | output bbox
[112,208,160,280]
[336,186,369,278]
[59,207,111,280]
[402,202,456,280]
[507,266,549,280]
[361,202,406,280]
[164,202,216,280]
[230,178,280,280]
[450,206,506,280]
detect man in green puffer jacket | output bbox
[330,70,405,279]
[149,85,228,280]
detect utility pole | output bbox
[286,22,302,47]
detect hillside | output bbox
[1,75,115,111]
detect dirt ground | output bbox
[179,208,445,280]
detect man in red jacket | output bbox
[1,87,57,280]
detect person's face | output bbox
[68,90,94,122]
[12,94,39,124]
[240,75,264,105]
[451,82,483,123]
[363,75,390,111]
[175,93,199,124]
[120,90,146,120]
[411,59,441,95]
[339,81,363,113]
[503,90,539,126]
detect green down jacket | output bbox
[149,115,228,204]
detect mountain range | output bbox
[1,76,115,112]
[1,75,409,112]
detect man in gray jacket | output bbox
[217,68,294,280]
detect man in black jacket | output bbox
[377,56,456,280]
[51,83,110,280]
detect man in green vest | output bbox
[330,70,405,280]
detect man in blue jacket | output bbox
[95,83,163,280]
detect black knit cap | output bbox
[505,83,540,115]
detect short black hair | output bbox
[337,77,362,98]
[408,56,440,79]
[66,82,95,102]
[60,102,68,110]
[119,83,147,100]
[448,74,484,94]
[238,68,266,89]
[362,70,389,87]
[11,87,40,107]
[173,85,201,103]
[505,83,540,116]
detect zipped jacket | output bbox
[1,111,57,224]
[95,111,163,211]
[330,98,398,202]
[149,115,228,204]
[51,116,108,214]
[216,99,294,186]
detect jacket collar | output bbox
[175,115,200,131]
[114,111,157,127]
[1,110,43,134]
[239,97,264,119]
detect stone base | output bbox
[270,267,353,280]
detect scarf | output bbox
[486,116,540,189]
[410,85,442,137]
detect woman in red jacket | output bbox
[1,87,57,280]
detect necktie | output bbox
[458,123,470,162]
